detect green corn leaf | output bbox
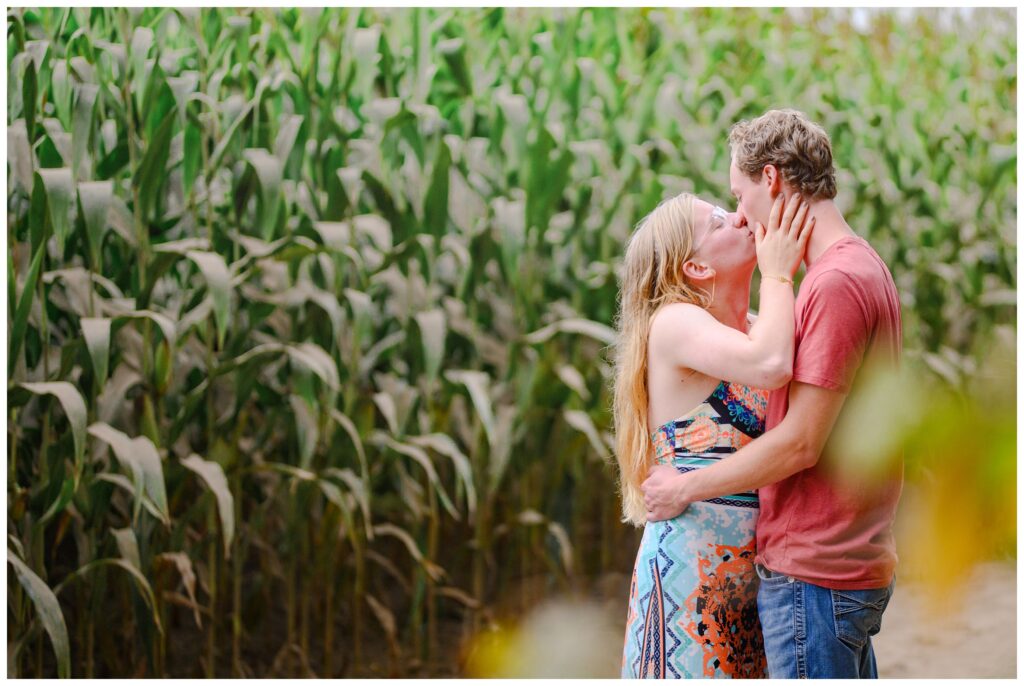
[9,243,45,377]
[373,431,458,520]
[96,139,129,180]
[34,168,74,255]
[289,394,319,469]
[51,58,73,129]
[273,113,305,167]
[8,119,33,192]
[423,137,451,236]
[54,558,163,636]
[287,342,340,390]
[94,473,167,523]
[311,221,350,251]
[7,246,13,327]
[23,59,37,145]
[371,391,399,435]
[113,309,177,348]
[76,180,113,268]
[317,478,357,535]
[86,423,149,524]
[140,70,176,140]
[242,148,284,240]
[129,26,154,113]
[182,121,201,199]
[165,71,199,124]
[181,454,235,555]
[547,521,575,575]
[126,434,169,524]
[563,409,611,460]
[373,523,445,581]
[444,370,496,447]
[184,250,231,349]
[255,462,317,483]
[439,36,472,96]
[137,237,210,307]
[80,317,111,392]
[35,476,76,531]
[134,108,176,223]
[324,466,373,538]
[305,287,347,347]
[207,78,268,174]
[71,82,99,181]
[328,408,370,486]
[41,118,72,167]
[156,551,202,628]
[111,527,142,570]
[556,364,591,401]
[409,433,477,519]
[19,382,88,476]
[8,552,71,678]
[523,317,617,346]
[365,594,398,653]
[413,308,446,383]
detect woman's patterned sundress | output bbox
[622,380,770,679]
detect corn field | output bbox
[6,7,1016,678]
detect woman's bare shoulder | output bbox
[649,302,712,344]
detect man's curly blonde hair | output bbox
[729,109,837,201]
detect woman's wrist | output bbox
[761,274,794,286]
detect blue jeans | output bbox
[755,563,895,679]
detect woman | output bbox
[616,192,812,679]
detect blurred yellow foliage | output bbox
[464,600,622,678]
[831,330,1016,604]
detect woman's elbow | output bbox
[760,356,793,390]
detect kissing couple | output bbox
[616,109,903,679]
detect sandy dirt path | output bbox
[873,561,1016,678]
[463,560,1016,678]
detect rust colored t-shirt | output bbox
[755,235,904,590]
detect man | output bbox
[640,109,903,679]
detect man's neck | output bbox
[802,200,856,268]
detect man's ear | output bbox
[762,164,782,194]
[682,259,715,283]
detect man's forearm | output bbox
[680,420,810,502]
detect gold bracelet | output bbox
[763,274,794,286]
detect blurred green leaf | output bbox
[33,168,74,255]
[241,148,283,240]
[181,454,235,555]
[76,180,113,268]
[134,108,175,223]
[8,552,71,678]
[9,244,45,376]
[19,382,88,476]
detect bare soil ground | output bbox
[873,561,1016,679]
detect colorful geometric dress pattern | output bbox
[622,381,770,679]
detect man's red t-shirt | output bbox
[755,235,904,590]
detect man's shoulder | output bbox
[801,237,893,296]
[799,266,861,299]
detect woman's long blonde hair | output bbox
[613,192,712,527]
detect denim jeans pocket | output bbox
[830,586,892,649]
[755,563,793,586]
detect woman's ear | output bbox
[762,164,782,194]
[682,259,715,284]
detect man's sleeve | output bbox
[792,270,871,394]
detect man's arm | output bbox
[641,381,848,520]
